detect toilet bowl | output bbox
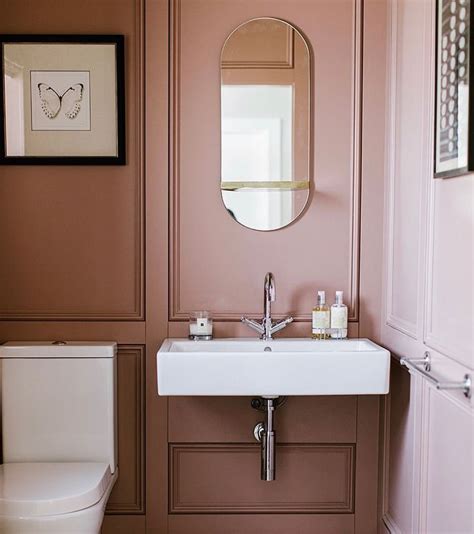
[0,463,118,534]
[0,342,118,534]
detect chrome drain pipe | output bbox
[252,397,285,481]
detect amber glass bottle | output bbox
[312,290,330,339]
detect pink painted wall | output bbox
[158,1,389,533]
[169,0,362,339]
[0,0,391,532]
[381,0,474,532]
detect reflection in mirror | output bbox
[3,57,25,156]
[220,18,311,231]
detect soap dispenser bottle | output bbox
[312,290,330,339]
[330,291,348,339]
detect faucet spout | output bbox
[264,272,276,304]
[242,272,293,340]
[263,272,275,339]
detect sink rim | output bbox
[158,337,385,354]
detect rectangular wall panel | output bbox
[169,0,361,323]
[385,362,418,533]
[0,0,144,321]
[384,0,428,338]
[170,444,354,514]
[422,387,473,534]
[169,514,354,534]
[107,345,146,515]
[425,176,474,368]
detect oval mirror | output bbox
[220,18,311,231]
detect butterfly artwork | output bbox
[30,71,90,131]
[38,83,84,120]
[1,36,124,163]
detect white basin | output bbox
[157,338,390,396]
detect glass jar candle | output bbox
[189,311,213,340]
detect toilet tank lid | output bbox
[0,342,117,358]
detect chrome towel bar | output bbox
[400,352,472,399]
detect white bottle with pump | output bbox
[331,291,348,339]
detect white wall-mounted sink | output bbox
[157,338,390,396]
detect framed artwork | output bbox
[435,0,474,178]
[0,35,125,165]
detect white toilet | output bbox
[0,342,118,534]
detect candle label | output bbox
[190,317,212,336]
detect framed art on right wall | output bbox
[435,0,474,178]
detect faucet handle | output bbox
[241,316,265,335]
[270,316,294,335]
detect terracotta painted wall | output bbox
[168,0,360,335]
[0,1,147,532]
[380,1,474,532]
[148,0,388,533]
[0,0,389,533]
[0,0,144,321]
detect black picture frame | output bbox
[0,34,125,165]
[434,0,474,178]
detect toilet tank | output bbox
[0,342,117,473]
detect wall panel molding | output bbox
[380,391,391,527]
[384,0,431,340]
[132,0,146,322]
[144,0,171,529]
[423,174,473,366]
[348,0,362,324]
[384,0,417,339]
[0,321,146,344]
[169,0,183,322]
[418,382,473,533]
[169,514,355,534]
[0,0,145,322]
[169,443,354,514]
[418,0,472,367]
[107,345,146,515]
[421,0,473,369]
[169,0,362,322]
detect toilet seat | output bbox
[0,463,112,517]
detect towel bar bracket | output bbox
[400,352,471,399]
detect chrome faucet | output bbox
[241,272,294,340]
